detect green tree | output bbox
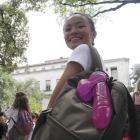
[0,68,15,111]
[15,77,47,102]
[0,3,29,73]
[49,0,140,23]
[29,97,42,112]
[130,64,140,88]
[0,0,48,73]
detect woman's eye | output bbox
[65,28,71,32]
[78,26,84,28]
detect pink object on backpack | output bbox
[77,71,106,101]
[122,136,131,140]
[77,71,112,129]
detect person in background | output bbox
[131,78,140,128]
[0,113,8,140]
[2,92,31,140]
[0,116,6,122]
[34,112,39,122]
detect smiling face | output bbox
[64,14,97,50]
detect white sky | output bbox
[0,1,140,69]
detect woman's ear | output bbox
[93,31,97,40]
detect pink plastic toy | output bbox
[77,71,112,129]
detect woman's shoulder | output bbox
[5,106,18,116]
[70,44,91,57]
[68,44,92,71]
[74,44,89,51]
[72,44,91,55]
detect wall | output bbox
[12,57,130,96]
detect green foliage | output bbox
[29,97,42,112]
[48,0,140,25]
[0,68,15,107]
[49,0,108,24]
[0,3,29,73]
[130,64,140,87]
[15,77,47,102]
[0,0,48,73]
[0,72,45,111]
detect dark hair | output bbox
[31,113,36,119]
[34,112,40,119]
[12,92,31,112]
[31,112,39,120]
[63,12,96,32]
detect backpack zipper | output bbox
[82,103,92,108]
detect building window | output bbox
[61,65,66,68]
[42,68,45,71]
[111,67,118,80]
[33,69,36,72]
[46,80,51,91]
[51,66,55,69]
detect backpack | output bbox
[12,109,33,135]
[31,45,140,140]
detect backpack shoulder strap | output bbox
[132,92,135,103]
[11,117,16,123]
[87,44,103,71]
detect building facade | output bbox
[11,57,130,97]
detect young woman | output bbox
[3,92,31,140]
[131,78,140,128]
[47,12,105,109]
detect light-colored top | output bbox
[67,44,106,71]
[5,107,19,132]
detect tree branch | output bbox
[59,0,140,17]
[94,3,127,17]
[60,0,140,7]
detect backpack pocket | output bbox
[46,114,83,140]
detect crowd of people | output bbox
[0,92,40,140]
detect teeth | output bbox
[71,38,80,41]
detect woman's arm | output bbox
[47,61,84,109]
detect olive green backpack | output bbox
[32,45,140,140]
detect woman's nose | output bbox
[70,28,78,35]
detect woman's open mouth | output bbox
[70,37,82,42]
